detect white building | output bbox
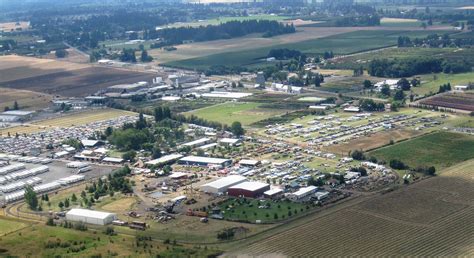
[374,79,399,91]
[200,175,247,194]
[219,138,241,146]
[287,185,317,202]
[145,154,183,167]
[270,83,302,94]
[66,208,117,225]
[454,85,469,92]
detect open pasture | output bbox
[0,109,135,135]
[369,131,474,170]
[0,87,52,111]
[231,159,474,257]
[380,17,421,27]
[325,128,425,153]
[164,29,452,70]
[419,92,474,112]
[0,217,29,236]
[0,55,155,97]
[0,21,30,32]
[184,102,287,126]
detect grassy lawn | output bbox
[369,131,474,170]
[184,102,287,126]
[0,217,29,236]
[414,72,474,95]
[166,14,289,28]
[219,198,310,223]
[166,30,446,70]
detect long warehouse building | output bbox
[66,208,117,225]
[178,156,232,168]
[200,175,247,194]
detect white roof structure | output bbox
[200,175,247,193]
[202,92,253,99]
[264,188,284,196]
[66,208,116,225]
[1,110,35,116]
[309,105,329,110]
[182,138,211,148]
[179,156,231,165]
[81,139,99,147]
[199,143,218,150]
[219,138,240,145]
[146,154,183,166]
[229,181,269,192]
[169,172,188,179]
[291,186,317,199]
[344,106,360,112]
[102,157,124,163]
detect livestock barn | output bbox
[200,175,247,194]
[228,181,270,198]
[66,208,117,225]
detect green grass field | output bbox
[166,14,289,28]
[220,198,309,223]
[369,132,474,170]
[184,102,286,126]
[380,17,422,27]
[0,217,28,236]
[165,30,452,70]
[414,72,474,95]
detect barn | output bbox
[200,175,247,194]
[228,181,270,198]
[178,156,232,168]
[66,208,117,225]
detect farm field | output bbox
[328,47,474,72]
[380,17,421,27]
[369,131,474,170]
[164,29,452,70]
[414,72,474,95]
[0,21,30,31]
[0,87,52,111]
[0,109,136,135]
[324,128,426,153]
[418,92,474,112]
[184,102,287,126]
[166,14,289,28]
[0,55,156,97]
[229,159,474,257]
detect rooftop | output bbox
[202,175,247,189]
[179,156,231,164]
[229,181,269,191]
[66,208,115,219]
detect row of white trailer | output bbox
[0,154,52,165]
[0,163,26,175]
[2,175,86,203]
[0,165,49,184]
[0,177,43,193]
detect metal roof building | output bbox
[200,175,247,194]
[178,156,232,168]
[228,181,270,198]
[146,154,183,166]
[66,208,117,225]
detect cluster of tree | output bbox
[217,228,235,240]
[307,176,325,187]
[119,48,137,63]
[149,20,295,46]
[359,99,385,112]
[368,57,471,78]
[3,101,20,112]
[389,159,408,170]
[438,83,452,93]
[204,65,248,76]
[267,48,304,60]
[350,166,368,177]
[24,185,39,210]
[333,14,381,27]
[398,33,474,48]
[140,50,153,62]
[55,49,68,58]
[350,150,366,161]
[62,139,83,150]
[153,106,172,122]
[412,166,436,176]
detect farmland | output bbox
[414,71,474,96]
[0,87,52,111]
[369,131,474,170]
[0,109,136,135]
[184,102,287,126]
[164,29,453,70]
[419,92,474,112]
[0,55,156,97]
[229,159,474,257]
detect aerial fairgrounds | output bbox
[0,55,473,255]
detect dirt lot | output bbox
[324,129,425,153]
[0,55,156,97]
[230,159,474,257]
